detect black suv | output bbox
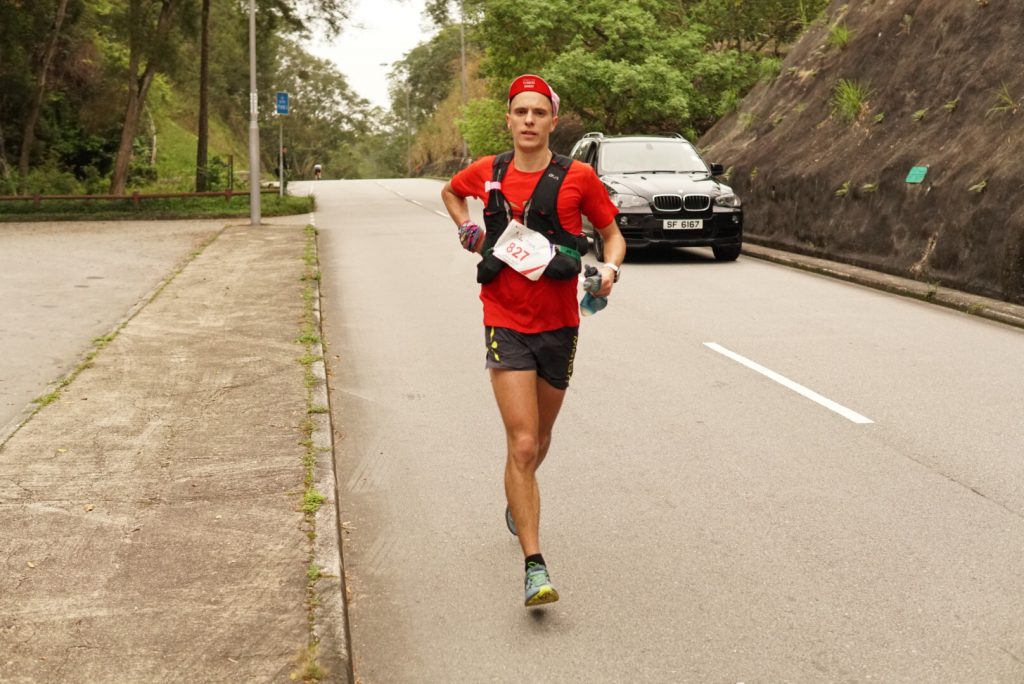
[569,133,743,261]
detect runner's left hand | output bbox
[596,266,616,297]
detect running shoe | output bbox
[524,562,559,606]
[505,505,517,536]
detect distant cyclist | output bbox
[313,163,323,180]
[440,74,625,607]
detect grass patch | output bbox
[943,98,960,112]
[827,23,852,49]
[297,328,321,346]
[860,182,879,193]
[987,83,1021,116]
[831,79,872,123]
[835,181,851,198]
[911,108,928,122]
[295,222,331,680]
[758,56,782,82]
[302,489,326,514]
[291,643,327,682]
[969,179,988,193]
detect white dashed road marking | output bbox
[704,342,874,424]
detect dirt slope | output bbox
[699,0,1024,303]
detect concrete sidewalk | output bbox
[0,222,348,682]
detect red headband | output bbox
[508,74,560,115]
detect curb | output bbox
[742,242,1024,331]
[306,219,355,683]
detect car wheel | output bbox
[592,232,605,261]
[712,243,741,262]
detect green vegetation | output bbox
[987,83,1021,116]
[969,179,988,193]
[861,182,879,193]
[835,181,851,197]
[827,24,852,49]
[0,0,368,195]
[295,223,330,681]
[758,57,784,83]
[943,98,960,112]
[912,108,928,122]
[831,79,872,122]
[2,0,834,191]
[302,490,326,514]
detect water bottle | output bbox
[580,265,608,316]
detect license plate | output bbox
[663,219,703,230]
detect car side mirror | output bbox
[709,163,724,176]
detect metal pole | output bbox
[248,0,261,225]
[278,119,283,198]
[406,85,411,178]
[459,5,468,161]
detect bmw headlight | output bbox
[612,193,649,209]
[714,193,742,208]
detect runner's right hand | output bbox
[458,221,484,252]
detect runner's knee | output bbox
[507,433,540,469]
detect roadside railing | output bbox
[0,188,279,209]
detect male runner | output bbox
[440,74,626,606]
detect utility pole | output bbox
[459,2,468,161]
[247,0,261,225]
[406,84,412,177]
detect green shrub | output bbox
[831,79,872,123]
[758,57,783,82]
[827,24,852,49]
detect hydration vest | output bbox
[476,151,590,284]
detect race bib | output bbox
[493,219,554,281]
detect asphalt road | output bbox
[0,220,224,441]
[305,178,1024,683]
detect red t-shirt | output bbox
[450,155,617,332]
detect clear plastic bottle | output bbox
[580,265,607,316]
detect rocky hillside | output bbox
[699,0,1024,304]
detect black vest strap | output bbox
[482,153,574,247]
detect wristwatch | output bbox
[603,262,620,283]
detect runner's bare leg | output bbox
[490,369,567,557]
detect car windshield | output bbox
[599,140,709,174]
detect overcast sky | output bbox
[309,0,435,110]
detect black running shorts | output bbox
[484,326,579,390]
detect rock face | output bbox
[699,0,1024,304]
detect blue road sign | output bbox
[275,91,289,115]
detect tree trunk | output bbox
[195,0,210,191]
[109,0,179,194]
[19,0,71,178]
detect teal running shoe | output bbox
[505,505,517,536]
[524,562,559,607]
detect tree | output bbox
[268,40,372,178]
[109,0,188,194]
[18,0,72,178]
[195,0,210,191]
[476,0,754,136]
